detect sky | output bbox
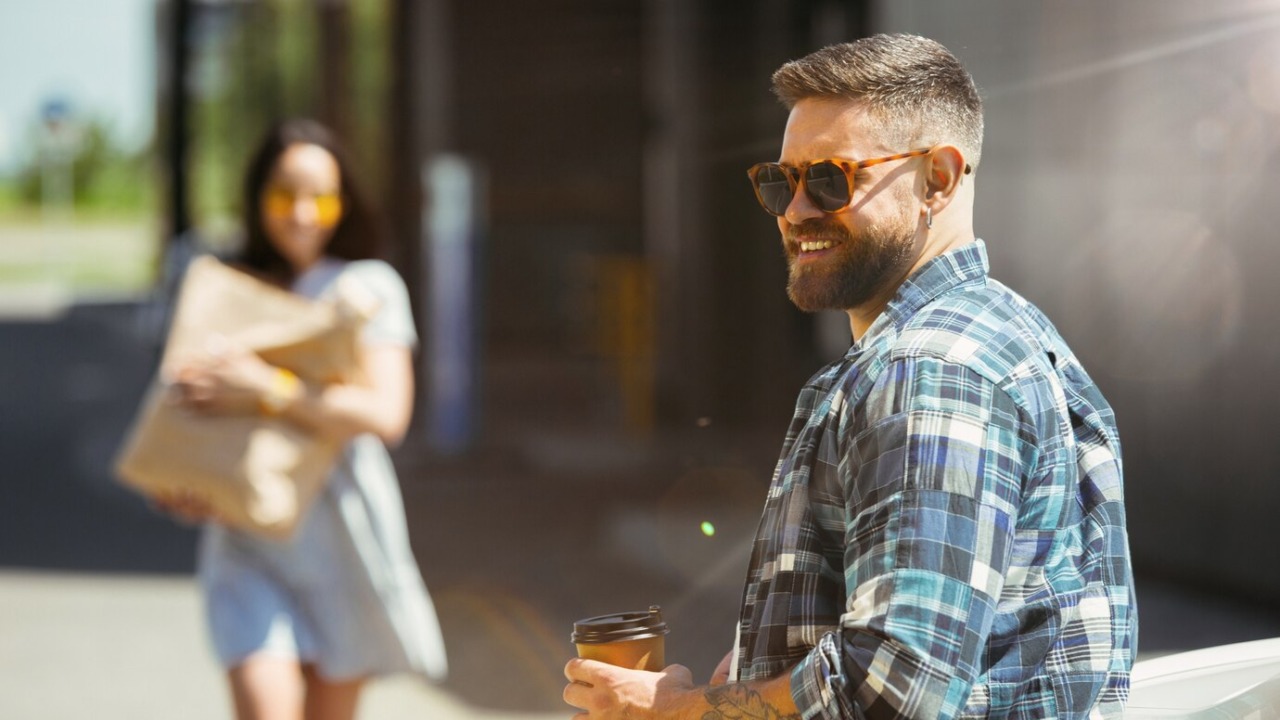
[0,0,155,174]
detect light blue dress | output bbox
[197,257,448,681]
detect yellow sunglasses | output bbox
[263,186,344,228]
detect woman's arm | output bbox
[281,342,414,445]
[171,339,415,446]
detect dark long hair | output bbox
[237,118,383,283]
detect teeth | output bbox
[799,240,836,253]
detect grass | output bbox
[0,167,167,295]
[0,214,162,295]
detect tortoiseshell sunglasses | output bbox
[747,148,932,217]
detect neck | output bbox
[289,254,330,278]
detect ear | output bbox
[922,145,968,215]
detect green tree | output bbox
[15,114,153,218]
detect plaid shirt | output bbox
[732,241,1137,719]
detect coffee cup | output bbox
[572,605,669,671]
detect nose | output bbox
[290,197,320,225]
[782,180,824,225]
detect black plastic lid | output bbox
[571,605,669,644]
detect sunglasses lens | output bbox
[805,162,851,212]
[314,194,344,227]
[263,188,344,227]
[753,165,794,215]
[264,188,293,219]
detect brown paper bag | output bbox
[114,256,375,540]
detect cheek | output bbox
[856,189,913,233]
[261,214,293,248]
[811,214,859,242]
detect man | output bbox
[564,33,1137,719]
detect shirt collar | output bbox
[857,239,990,348]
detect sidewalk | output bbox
[0,570,566,720]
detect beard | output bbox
[784,210,916,313]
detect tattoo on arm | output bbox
[702,684,800,720]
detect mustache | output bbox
[785,219,854,243]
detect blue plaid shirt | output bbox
[732,241,1137,719]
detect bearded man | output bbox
[565,33,1137,719]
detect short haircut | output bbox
[772,34,984,169]
[239,118,384,283]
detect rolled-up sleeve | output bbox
[790,356,1035,719]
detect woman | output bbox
[161,119,447,720]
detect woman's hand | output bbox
[170,339,275,416]
[151,489,218,525]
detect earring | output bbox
[925,205,933,229]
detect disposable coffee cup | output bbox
[572,605,669,671]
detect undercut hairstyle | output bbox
[772,33,984,170]
[238,118,384,283]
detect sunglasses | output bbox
[747,148,933,217]
[263,186,345,228]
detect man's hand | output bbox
[564,656,802,719]
[710,650,733,685]
[563,658,697,719]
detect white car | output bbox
[1126,637,1280,718]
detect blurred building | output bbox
[151,0,1279,607]
[160,0,852,446]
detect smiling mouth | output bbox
[796,239,842,254]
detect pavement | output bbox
[6,567,1280,720]
[0,570,565,720]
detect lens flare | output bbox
[700,521,716,537]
